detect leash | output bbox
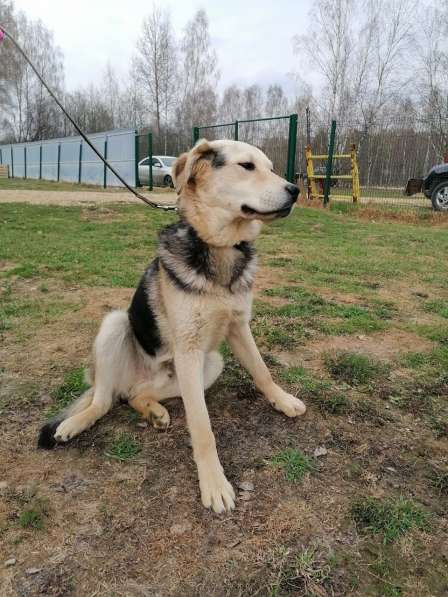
[0,25,177,211]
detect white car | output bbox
[138,155,176,187]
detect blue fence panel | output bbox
[0,128,136,187]
[12,145,25,178]
[81,134,105,185]
[0,145,12,172]
[106,130,136,187]
[27,144,41,179]
[41,142,59,180]
[59,139,81,183]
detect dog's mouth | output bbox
[241,203,293,220]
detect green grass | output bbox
[324,352,389,385]
[18,510,44,529]
[2,202,448,295]
[423,299,448,319]
[279,367,350,414]
[52,368,89,409]
[352,497,428,544]
[259,287,393,339]
[268,547,331,596]
[0,203,174,287]
[402,346,448,372]
[105,433,141,461]
[399,348,448,425]
[270,448,314,482]
[430,469,448,496]
[410,323,448,345]
[18,497,49,530]
[368,554,404,597]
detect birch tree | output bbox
[134,6,177,138]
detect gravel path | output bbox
[0,189,177,206]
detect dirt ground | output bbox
[0,188,176,207]
[0,195,447,596]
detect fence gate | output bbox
[192,114,298,183]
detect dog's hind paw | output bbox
[149,403,170,430]
[268,386,306,417]
[37,421,60,449]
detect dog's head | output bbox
[172,139,299,246]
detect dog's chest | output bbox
[187,291,250,349]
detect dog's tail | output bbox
[38,310,136,449]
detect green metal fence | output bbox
[135,131,153,190]
[192,114,298,183]
[135,128,192,190]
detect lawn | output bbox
[1,202,447,596]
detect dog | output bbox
[38,139,306,513]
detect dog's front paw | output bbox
[268,386,306,417]
[198,461,235,513]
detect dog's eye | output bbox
[239,162,255,171]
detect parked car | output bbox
[405,162,448,211]
[138,155,176,187]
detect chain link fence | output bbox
[304,113,448,212]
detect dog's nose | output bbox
[285,184,299,202]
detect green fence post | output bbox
[11,146,14,177]
[39,145,42,179]
[78,141,83,184]
[134,132,140,187]
[57,143,61,182]
[192,127,200,145]
[234,120,239,141]
[24,146,27,179]
[286,113,298,183]
[103,138,108,188]
[147,132,153,191]
[0,148,2,165]
[323,119,337,207]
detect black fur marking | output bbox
[234,241,256,259]
[230,241,256,290]
[158,222,255,293]
[37,420,61,449]
[185,226,212,278]
[160,222,212,279]
[161,260,196,293]
[128,260,162,356]
[199,148,226,168]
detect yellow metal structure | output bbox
[305,143,360,203]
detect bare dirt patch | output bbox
[277,329,435,371]
[0,188,177,207]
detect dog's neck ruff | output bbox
[158,220,257,294]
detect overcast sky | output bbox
[13,0,313,95]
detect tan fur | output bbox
[50,139,305,514]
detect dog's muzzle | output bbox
[241,184,299,220]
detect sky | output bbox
[12,0,313,96]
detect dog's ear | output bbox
[191,139,226,169]
[172,152,188,192]
[176,139,225,195]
